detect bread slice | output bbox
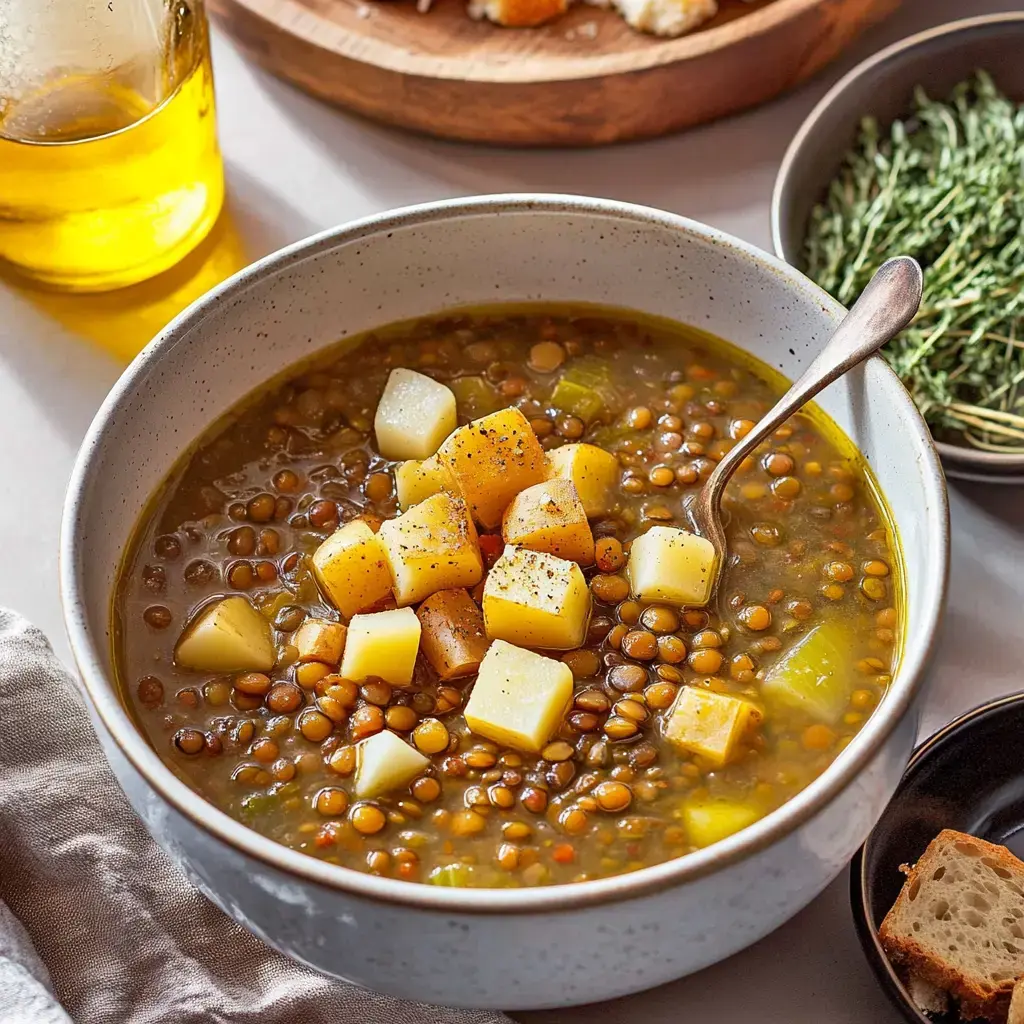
[1010,977,1024,1024]
[880,829,1024,1022]
[906,974,949,1016]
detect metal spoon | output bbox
[689,255,924,598]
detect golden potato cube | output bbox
[464,640,573,753]
[417,589,489,681]
[482,545,591,650]
[664,687,762,767]
[501,479,595,565]
[379,492,483,607]
[354,730,430,799]
[627,525,717,607]
[437,407,547,528]
[545,443,619,518]
[174,596,275,673]
[340,607,421,686]
[292,618,347,665]
[682,796,762,849]
[311,520,393,620]
[394,455,456,511]
[374,368,457,461]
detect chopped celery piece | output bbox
[550,356,617,423]
[427,862,511,887]
[240,792,277,818]
[450,376,500,419]
[761,620,856,724]
[427,863,471,886]
[682,796,762,849]
[551,379,604,422]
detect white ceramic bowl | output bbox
[61,195,949,1010]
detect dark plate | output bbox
[851,693,1024,1023]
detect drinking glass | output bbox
[0,0,224,291]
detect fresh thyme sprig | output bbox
[803,71,1024,451]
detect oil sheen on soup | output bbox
[116,306,902,888]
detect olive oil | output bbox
[0,2,223,291]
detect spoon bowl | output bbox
[689,255,924,599]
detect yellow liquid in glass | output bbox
[0,4,223,291]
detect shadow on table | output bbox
[0,163,312,366]
[948,477,1024,532]
[516,868,903,1024]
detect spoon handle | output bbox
[701,255,923,508]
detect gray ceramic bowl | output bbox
[771,12,1024,485]
[61,195,949,1009]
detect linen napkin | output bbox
[0,608,511,1024]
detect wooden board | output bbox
[209,0,901,145]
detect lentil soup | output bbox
[116,305,903,888]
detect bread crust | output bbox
[472,0,569,27]
[880,830,1024,1023]
[1009,977,1024,1024]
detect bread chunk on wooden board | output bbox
[879,829,1024,1023]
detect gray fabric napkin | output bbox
[0,609,511,1024]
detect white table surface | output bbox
[2,0,1022,1018]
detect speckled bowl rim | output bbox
[60,194,950,915]
[849,691,1024,1024]
[769,11,1024,482]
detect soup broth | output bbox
[116,305,902,888]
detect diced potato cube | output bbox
[312,520,393,620]
[437,407,547,528]
[340,607,421,686]
[174,596,275,673]
[482,545,590,650]
[664,687,762,767]
[379,492,483,606]
[292,618,347,665]
[464,639,573,753]
[545,443,619,518]
[501,479,595,565]
[354,729,430,799]
[394,455,456,511]
[627,525,717,607]
[417,589,489,681]
[682,795,762,849]
[761,620,856,724]
[374,368,457,461]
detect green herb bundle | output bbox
[803,72,1024,451]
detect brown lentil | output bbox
[349,705,385,741]
[266,682,303,714]
[644,682,678,709]
[607,664,647,693]
[350,804,387,835]
[594,538,626,572]
[591,575,629,605]
[137,676,164,707]
[621,630,658,661]
[594,781,633,813]
[412,719,450,755]
[656,635,687,664]
[234,671,272,696]
[121,307,901,890]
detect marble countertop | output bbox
[1,0,1021,1018]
